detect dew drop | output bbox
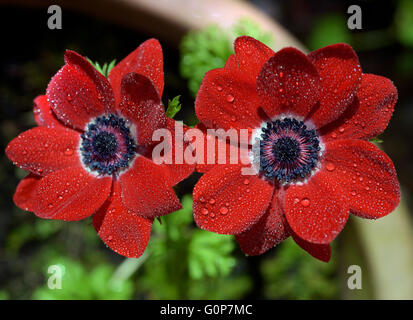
[351,190,357,196]
[301,198,310,207]
[339,127,345,133]
[209,199,216,205]
[325,162,335,172]
[201,208,209,215]
[219,206,229,215]
[243,179,250,185]
[226,94,234,103]
[64,148,74,156]
[217,85,223,92]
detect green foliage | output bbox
[32,256,133,300]
[395,0,413,47]
[232,18,273,47]
[180,18,274,97]
[86,58,116,77]
[261,238,338,299]
[307,14,351,50]
[369,137,383,144]
[166,95,182,119]
[139,195,246,299]
[6,219,63,253]
[180,25,232,97]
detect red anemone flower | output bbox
[193,36,400,262]
[6,39,194,258]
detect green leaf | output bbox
[166,95,182,119]
[86,58,116,77]
[369,137,383,144]
[188,230,236,279]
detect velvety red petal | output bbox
[13,173,42,212]
[109,39,164,105]
[119,72,166,146]
[32,167,112,221]
[193,164,274,235]
[284,169,349,244]
[308,43,362,128]
[320,74,398,142]
[233,36,275,85]
[194,123,249,173]
[323,139,400,219]
[5,126,81,176]
[287,224,331,262]
[257,47,321,119]
[235,194,289,255]
[195,64,264,132]
[33,95,64,128]
[46,50,115,130]
[93,180,153,258]
[152,118,195,186]
[119,156,181,219]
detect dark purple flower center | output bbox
[259,117,320,183]
[80,114,136,175]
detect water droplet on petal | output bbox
[219,207,229,215]
[301,198,310,207]
[64,148,73,156]
[226,94,234,103]
[325,162,335,172]
[209,199,216,205]
[201,208,209,215]
[243,179,250,185]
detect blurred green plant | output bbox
[139,195,249,299]
[180,18,273,97]
[261,238,338,299]
[395,0,413,47]
[307,14,351,50]
[32,256,133,300]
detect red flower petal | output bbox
[152,118,195,186]
[284,169,349,244]
[46,50,115,130]
[320,74,398,142]
[235,194,289,255]
[119,72,166,146]
[308,43,362,128]
[193,164,274,235]
[194,123,249,173]
[33,95,64,128]
[32,167,112,221]
[195,64,264,132]
[287,224,331,262]
[233,36,275,85]
[93,181,153,258]
[5,126,81,176]
[13,173,42,212]
[323,139,400,219]
[109,39,164,105]
[119,156,181,219]
[195,37,274,132]
[257,47,321,119]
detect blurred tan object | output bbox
[1,0,305,50]
[354,194,413,299]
